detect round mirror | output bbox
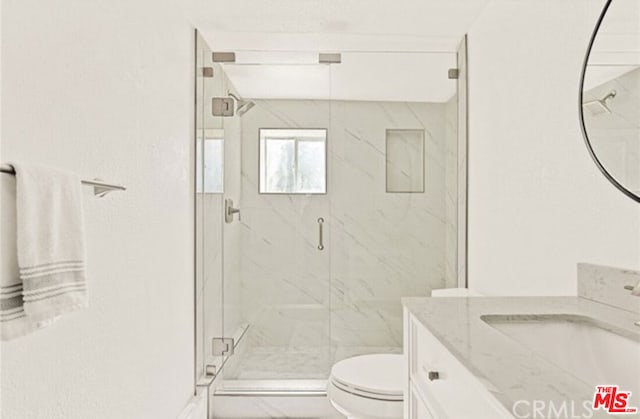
[581,0,640,203]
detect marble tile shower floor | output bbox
[227,346,331,380]
[225,346,401,380]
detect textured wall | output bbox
[0,0,194,418]
[467,0,640,296]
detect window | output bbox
[259,129,327,194]
[196,137,224,193]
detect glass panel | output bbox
[327,50,462,364]
[197,138,224,194]
[297,140,326,193]
[194,32,225,390]
[219,61,332,389]
[195,39,468,398]
[194,33,207,385]
[264,138,295,192]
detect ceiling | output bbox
[187,0,492,102]
[188,0,492,42]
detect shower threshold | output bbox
[214,379,328,396]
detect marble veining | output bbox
[578,263,640,314]
[403,296,640,418]
[444,94,459,288]
[236,99,456,364]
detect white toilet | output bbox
[327,289,482,418]
[327,353,403,419]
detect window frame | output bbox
[258,128,328,195]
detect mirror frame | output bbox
[579,0,640,203]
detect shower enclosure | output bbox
[195,31,468,395]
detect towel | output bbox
[0,173,35,338]
[1,163,88,340]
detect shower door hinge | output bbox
[212,337,235,356]
[319,53,342,64]
[205,364,217,377]
[201,67,214,78]
[212,52,236,63]
[212,97,234,116]
[448,68,459,79]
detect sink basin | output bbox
[481,314,640,393]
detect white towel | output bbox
[0,174,36,339]
[1,163,88,340]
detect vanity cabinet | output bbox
[403,308,514,419]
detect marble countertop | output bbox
[402,296,640,418]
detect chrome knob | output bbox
[428,371,440,381]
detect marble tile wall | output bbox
[197,193,223,377]
[455,38,468,288]
[444,94,459,289]
[221,79,245,340]
[235,99,452,364]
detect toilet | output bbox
[327,289,482,418]
[327,353,403,419]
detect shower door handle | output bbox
[317,217,325,251]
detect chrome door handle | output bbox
[317,217,324,251]
[225,199,240,223]
[427,371,440,381]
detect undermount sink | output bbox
[481,314,640,393]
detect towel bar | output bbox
[0,164,126,197]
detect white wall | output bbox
[467,0,640,296]
[1,1,194,418]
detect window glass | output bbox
[259,129,327,194]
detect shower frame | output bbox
[193,30,470,397]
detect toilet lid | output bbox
[330,354,403,399]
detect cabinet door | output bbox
[409,384,436,419]
[406,313,514,419]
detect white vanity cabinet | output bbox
[403,308,514,419]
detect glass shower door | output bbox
[196,42,468,394]
[218,58,333,390]
[195,32,225,388]
[326,50,464,364]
